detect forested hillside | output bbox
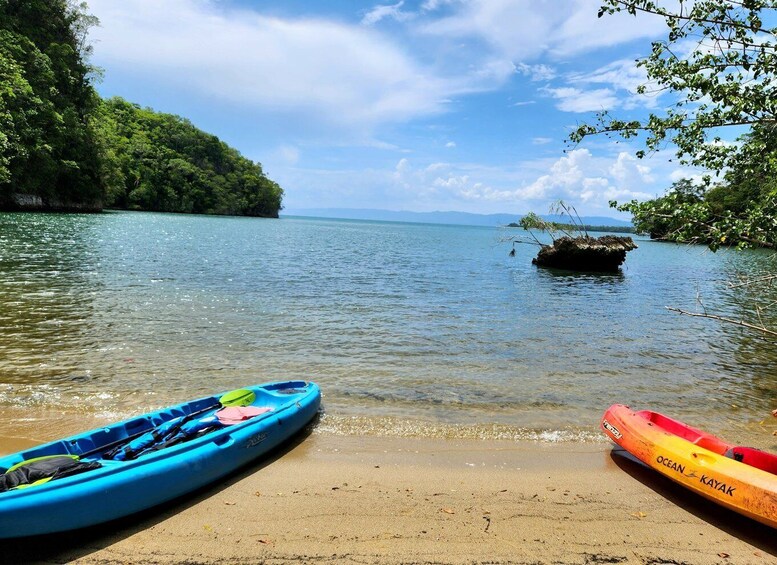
[96,98,283,217]
[0,0,103,210]
[0,0,283,217]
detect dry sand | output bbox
[0,432,774,565]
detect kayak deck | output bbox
[2,381,311,468]
[601,404,777,528]
[8,397,216,466]
[0,380,321,538]
[641,410,777,475]
[636,410,777,475]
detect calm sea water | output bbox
[0,211,775,446]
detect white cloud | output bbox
[421,0,459,11]
[276,143,678,215]
[549,1,666,56]
[515,149,654,204]
[668,168,711,187]
[88,0,472,131]
[396,157,412,174]
[362,2,413,26]
[516,63,556,82]
[473,59,517,83]
[540,58,663,114]
[568,59,646,94]
[445,141,456,148]
[419,0,665,60]
[386,149,654,211]
[532,137,553,145]
[392,159,488,204]
[609,152,654,187]
[419,1,556,60]
[542,87,620,113]
[517,149,594,200]
[415,1,667,118]
[565,59,663,111]
[433,174,470,188]
[87,0,668,135]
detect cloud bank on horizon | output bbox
[86,0,703,218]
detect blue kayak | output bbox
[0,380,320,538]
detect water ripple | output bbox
[0,212,775,446]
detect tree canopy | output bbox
[96,98,283,217]
[0,0,102,209]
[0,0,284,217]
[571,0,777,249]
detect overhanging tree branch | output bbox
[604,0,776,35]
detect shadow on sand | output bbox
[0,419,318,564]
[609,447,776,558]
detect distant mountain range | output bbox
[281,207,633,228]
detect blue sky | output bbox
[85,0,705,218]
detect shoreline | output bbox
[1,405,774,454]
[1,433,774,564]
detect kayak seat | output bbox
[105,406,274,461]
[0,456,101,493]
[724,447,777,475]
[216,406,272,425]
[692,435,730,455]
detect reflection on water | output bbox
[710,251,777,433]
[0,214,104,386]
[0,212,775,447]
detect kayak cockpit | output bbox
[2,396,222,473]
[1,382,314,493]
[724,446,777,475]
[639,410,777,475]
[641,410,733,455]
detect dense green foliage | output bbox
[572,1,777,250]
[508,222,634,234]
[614,110,777,250]
[0,0,102,209]
[0,0,283,216]
[96,98,283,217]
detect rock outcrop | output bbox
[5,193,102,213]
[532,236,637,272]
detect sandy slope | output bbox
[1,433,774,565]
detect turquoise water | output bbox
[0,211,775,445]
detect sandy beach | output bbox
[1,431,774,565]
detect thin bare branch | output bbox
[609,0,775,35]
[666,306,777,337]
[727,273,777,288]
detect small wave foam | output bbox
[0,384,159,420]
[0,383,62,407]
[315,413,607,444]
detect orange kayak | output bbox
[601,404,777,528]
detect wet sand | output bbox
[1,433,775,565]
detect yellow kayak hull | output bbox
[601,404,777,528]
